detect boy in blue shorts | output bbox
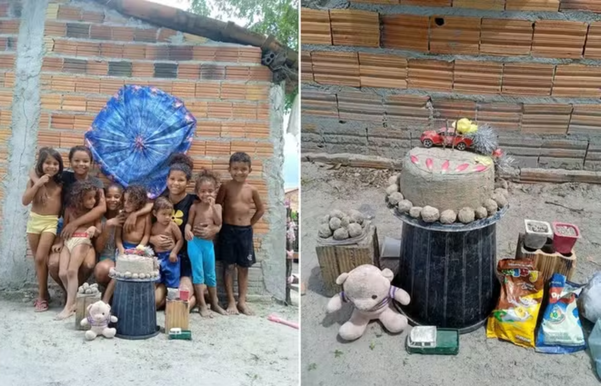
[150,197,184,301]
[216,152,265,315]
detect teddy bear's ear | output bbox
[335,272,349,285]
[87,304,93,313]
[381,268,394,282]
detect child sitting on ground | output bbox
[22,147,64,312]
[116,185,150,254]
[55,180,101,320]
[150,197,183,306]
[216,152,265,315]
[185,169,226,317]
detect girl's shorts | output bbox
[26,213,59,235]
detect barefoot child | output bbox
[185,169,226,317]
[55,181,101,319]
[116,185,151,254]
[22,147,64,312]
[150,197,183,306]
[216,152,265,315]
[94,183,124,288]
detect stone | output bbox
[330,209,345,219]
[397,199,413,214]
[388,175,398,186]
[348,223,362,238]
[388,192,404,206]
[349,209,364,224]
[421,206,440,223]
[340,216,350,228]
[386,184,398,195]
[329,217,342,231]
[494,188,508,199]
[409,206,422,218]
[321,214,330,224]
[493,193,508,208]
[440,210,457,224]
[333,227,349,240]
[458,207,475,224]
[475,206,488,219]
[484,199,498,216]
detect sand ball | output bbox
[440,210,457,224]
[493,193,508,208]
[421,206,440,223]
[388,192,404,206]
[340,216,350,228]
[318,224,332,238]
[330,209,345,219]
[124,272,132,279]
[132,273,139,279]
[321,214,330,224]
[397,199,413,214]
[409,206,422,218]
[388,175,398,186]
[458,207,475,224]
[494,188,509,199]
[475,206,488,219]
[348,223,362,238]
[78,287,85,294]
[329,217,342,231]
[484,199,498,216]
[333,227,349,240]
[495,179,509,190]
[386,184,399,196]
[349,209,364,224]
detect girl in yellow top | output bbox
[22,147,64,312]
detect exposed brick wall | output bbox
[0,1,278,297]
[301,3,601,171]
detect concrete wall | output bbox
[300,1,601,171]
[0,0,286,301]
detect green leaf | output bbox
[334,349,343,358]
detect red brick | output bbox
[429,16,481,55]
[208,102,233,119]
[81,10,105,23]
[86,96,109,113]
[249,67,272,82]
[76,78,100,93]
[42,57,63,72]
[186,101,207,119]
[62,95,87,111]
[205,141,231,156]
[195,82,220,99]
[220,83,247,100]
[171,82,196,98]
[76,41,100,57]
[45,21,66,37]
[238,47,262,64]
[57,6,81,21]
[100,43,124,59]
[60,132,84,147]
[0,20,18,34]
[41,94,62,110]
[112,27,135,41]
[532,20,587,59]
[193,46,217,61]
[100,79,125,94]
[226,66,251,80]
[53,39,78,56]
[74,115,94,130]
[453,0,504,9]
[215,47,240,62]
[38,130,61,147]
[87,60,108,76]
[158,28,178,42]
[232,104,258,120]
[122,45,146,60]
[90,25,112,40]
[197,122,221,137]
[51,113,75,130]
[51,75,76,92]
[382,15,429,52]
[132,62,154,78]
[134,28,157,42]
[177,63,200,80]
[221,122,248,138]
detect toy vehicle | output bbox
[420,128,473,151]
[168,327,192,340]
[406,326,459,355]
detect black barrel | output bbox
[392,207,506,333]
[111,278,159,339]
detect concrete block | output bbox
[538,156,584,170]
[513,156,539,168]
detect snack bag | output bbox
[535,273,586,354]
[486,259,544,348]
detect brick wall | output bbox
[0,0,278,297]
[301,2,601,171]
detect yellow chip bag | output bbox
[486,259,544,348]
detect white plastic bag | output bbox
[580,272,601,323]
[589,320,601,378]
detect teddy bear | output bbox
[326,264,410,341]
[80,300,118,341]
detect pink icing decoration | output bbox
[455,163,469,172]
[441,160,449,173]
[410,155,419,164]
[474,165,487,172]
[426,158,433,170]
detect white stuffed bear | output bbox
[80,300,118,341]
[326,264,410,341]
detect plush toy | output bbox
[326,264,411,341]
[80,300,118,341]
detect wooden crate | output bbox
[515,233,576,283]
[75,292,101,331]
[165,299,189,331]
[316,225,380,296]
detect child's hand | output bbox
[51,243,62,253]
[207,195,215,207]
[35,174,50,187]
[169,253,178,263]
[86,226,97,238]
[118,247,125,256]
[185,229,194,241]
[136,244,145,250]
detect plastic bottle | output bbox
[589,320,601,378]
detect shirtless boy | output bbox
[116,185,151,254]
[216,152,265,315]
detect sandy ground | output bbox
[300,162,601,386]
[0,282,299,386]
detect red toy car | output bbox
[420,128,473,151]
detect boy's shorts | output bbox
[26,213,59,235]
[155,250,181,289]
[218,223,256,268]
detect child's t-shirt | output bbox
[61,170,104,208]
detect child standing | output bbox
[22,147,64,312]
[151,197,183,305]
[185,169,226,317]
[116,185,150,254]
[55,180,101,320]
[94,183,124,287]
[216,152,265,315]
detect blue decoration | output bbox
[84,85,196,199]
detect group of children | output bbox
[23,145,265,319]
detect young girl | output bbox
[94,183,124,287]
[22,147,64,312]
[116,185,150,254]
[185,169,225,317]
[55,180,101,320]
[151,197,183,306]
